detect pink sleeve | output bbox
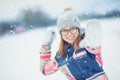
[95,50,103,67]
[40,45,58,75]
[85,46,103,66]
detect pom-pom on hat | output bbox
[57,8,81,31]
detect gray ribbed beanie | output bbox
[57,8,81,31]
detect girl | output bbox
[40,8,108,80]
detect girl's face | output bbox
[60,26,79,44]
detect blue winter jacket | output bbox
[55,43,104,80]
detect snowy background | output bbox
[0,0,120,80]
[0,18,120,80]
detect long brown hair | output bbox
[58,28,83,58]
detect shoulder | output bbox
[75,47,85,53]
[73,47,96,59]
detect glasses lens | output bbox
[61,30,68,36]
[61,27,78,36]
[70,28,77,34]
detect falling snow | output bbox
[0,18,120,80]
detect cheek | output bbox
[62,36,69,42]
[62,36,67,41]
[75,32,79,38]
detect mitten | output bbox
[80,20,102,49]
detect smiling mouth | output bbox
[67,36,75,40]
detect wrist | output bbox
[40,45,51,54]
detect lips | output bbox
[67,36,75,40]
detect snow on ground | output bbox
[0,18,120,80]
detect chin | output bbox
[67,40,74,44]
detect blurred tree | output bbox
[19,7,55,28]
[0,22,15,36]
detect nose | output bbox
[67,31,73,36]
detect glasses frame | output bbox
[60,27,79,36]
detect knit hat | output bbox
[57,8,81,31]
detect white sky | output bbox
[0,0,120,20]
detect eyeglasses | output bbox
[60,27,78,36]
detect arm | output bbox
[40,43,76,79]
[79,20,103,66]
[40,45,58,75]
[39,31,58,75]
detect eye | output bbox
[70,28,77,33]
[62,29,68,33]
[61,29,68,36]
[71,28,76,31]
